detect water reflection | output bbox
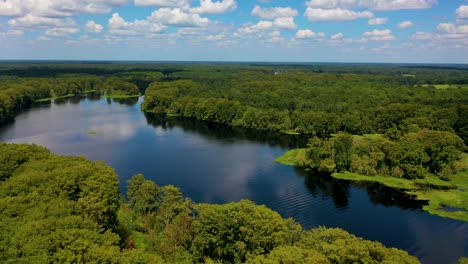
[144,112,308,149]
[0,97,466,264]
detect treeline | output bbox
[0,143,420,263]
[296,130,465,180]
[0,72,162,123]
[142,71,468,143]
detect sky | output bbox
[0,0,467,63]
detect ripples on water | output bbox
[0,95,466,264]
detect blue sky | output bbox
[0,0,467,63]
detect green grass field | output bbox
[421,84,468,89]
[34,93,75,102]
[102,93,141,99]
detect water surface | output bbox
[0,95,466,264]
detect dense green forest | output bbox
[141,65,468,145]
[0,143,421,263]
[0,64,166,122]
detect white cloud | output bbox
[435,23,468,38]
[149,8,209,27]
[331,32,344,39]
[304,8,373,22]
[305,0,437,11]
[206,34,224,41]
[295,29,325,39]
[456,5,468,19]
[134,0,189,8]
[251,5,298,19]
[410,23,468,44]
[273,17,297,30]
[45,27,80,37]
[237,21,273,34]
[190,0,237,15]
[109,13,166,35]
[458,25,468,34]
[237,17,296,34]
[370,0,437,11]
[0,0,22,16]
[411,31,433,40]
[397,20,414,28]
[0,29,23,38]
[8,15,77,28]
[437,23,456,34]
[368,17,388,25]
[363,29,395,41]
[267,30,284,43]
[85,20,103,33]
[0,0,129,18]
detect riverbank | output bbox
[275,149,468,222]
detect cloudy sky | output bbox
[0,0,467,63]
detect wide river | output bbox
[0,95,466,263]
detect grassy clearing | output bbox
[80,89,97,94]
[403,74,416,77]
[102,93,141,99]
[421,84,468,90]
[275,151,468,221]
[275,148,307,166]
[282,130,301,135]
[411,188,468,222]
[333,171,467,221]
[332,172,418,189]
[88,131,98,135]
[118,205,148,250]
[34,93,74,102]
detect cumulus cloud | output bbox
[304,8,373,22]
[305,0,436,11]
[363,29,396,41]
[437,23,457,34]
[397,20,414,28]
[331,32,344,39]
[295,29,325,39]
[237,21,273,34]
[273,17,297,30]
[251,5,298,19]
[237,17,296,34]
[411,31,433,40]
[149,8,209,27]
[0,0,129,17]
[45,27,80,37]
[8,15,77,28]
[435,23,467,38]
[190,0,237,15]
[206,34,224,41]
[109,13,166,35]
[370,0,436,11]
[456,5,468,20]
[368,17,388,25]
[0,29,24,38]
[85,20,104,33]
[134,0,189,8]
[267,30,285,43]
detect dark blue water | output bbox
[0,95,466,263]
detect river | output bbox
[0,94,466,263]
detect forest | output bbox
[138,63,468,221]
[0,62,467,262]
[0,143,422,263]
